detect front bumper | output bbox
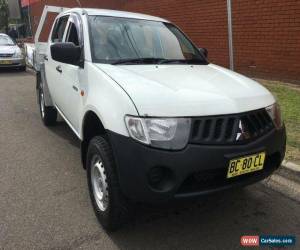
[108,127,286,203]
[0,58,25,68]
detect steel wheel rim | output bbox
[91,155,109,211]
[40,89,45,118]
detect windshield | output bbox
[0,36,15,46]
[88,16,208,65]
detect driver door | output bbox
[58,13,84,134]
[45,15,69,109]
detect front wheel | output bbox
[87,136,132,231]
[38,83,57,126]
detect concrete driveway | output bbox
[0,70,299,250]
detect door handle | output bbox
[56,65,62,73]
[44,55,48,61]
[72,85,78,92]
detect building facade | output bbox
[21,0,41,37]
[30,0,300,84]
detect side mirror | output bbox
[51,42,81,66]
[199,48,208,58]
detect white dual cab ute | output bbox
[35,6,286,230]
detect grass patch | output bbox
[258,79,300,164]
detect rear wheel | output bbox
[37,77,57,126]
[87,136,132,231]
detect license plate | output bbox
[227,152,266,178]
[0,60,12,65]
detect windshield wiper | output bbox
[112,58,166,65]
[158,59,207,65]
[112,57,207,65]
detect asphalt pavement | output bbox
[0,69,299,250]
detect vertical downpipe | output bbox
[227,0,234,71]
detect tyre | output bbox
[37,78,57,126]
[87,136,132,231]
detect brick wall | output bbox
[232,0,300,83]
[30,0,300,83]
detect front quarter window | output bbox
[51,15,69,43]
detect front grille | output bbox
[0,53,13,58]
[190,109,274,145]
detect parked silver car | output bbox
[0,33,26,71]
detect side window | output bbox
[66,22,79,46]
[51,16,69,42]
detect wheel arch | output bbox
[81,110,106,168]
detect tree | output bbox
[0,0,8,33]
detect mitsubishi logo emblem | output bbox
[236,120,250,141]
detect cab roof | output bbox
[65,8,169,23]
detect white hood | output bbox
[0,45,18,55]
[96,63,275,117]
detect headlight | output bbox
[266,103,283,129]
[13,49,23,58]
[125,116,191,150]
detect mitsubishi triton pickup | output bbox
[34,7,286,231]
